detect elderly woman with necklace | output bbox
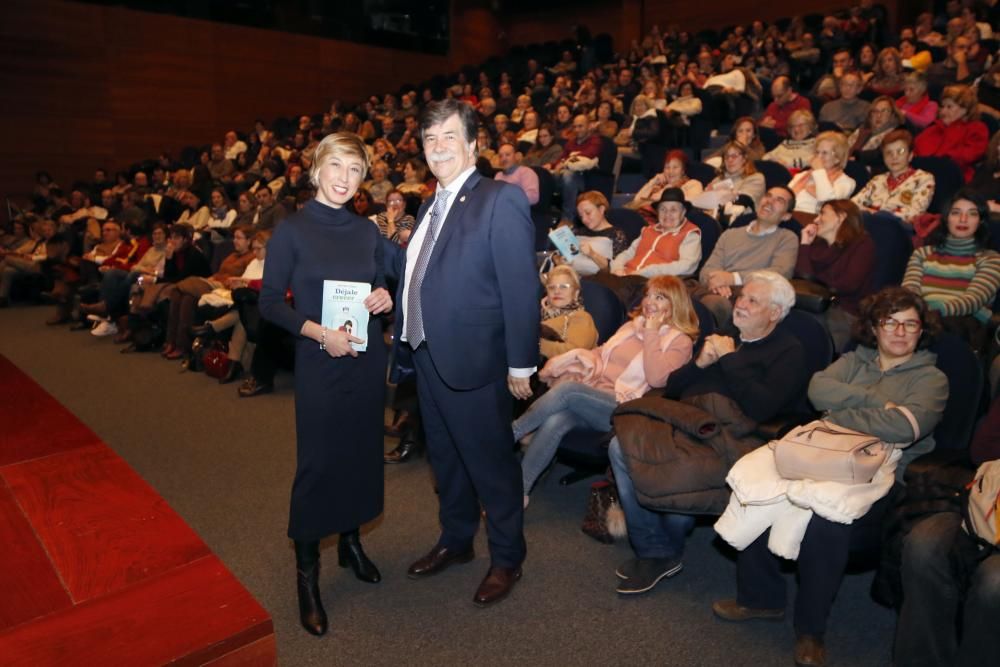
[539,264,598,362]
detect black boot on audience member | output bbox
[337,529,381,583]
[293,540,327,636]
[219,361,243,385]
[384,427,424,464]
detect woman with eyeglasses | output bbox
[763,109,818,172]
[715,286,948,667]
[538,264,598,362]
[851,129,935,226]
[513,275,698,507]
[372,189,416,245]
[902,189,1000,352]
[847,95,904,163]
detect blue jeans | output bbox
[558,170,586,221]
[513,382,617,493]
[608,436,695,560]
[99,268,134,315]
[896,512,1000,666]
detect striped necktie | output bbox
[405,190,451,348]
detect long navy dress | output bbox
[259,199,386,541]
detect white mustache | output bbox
[427,152,456,163]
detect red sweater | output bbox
[913,118,989,182]
[794,234,876,315]
[101,237,151,271]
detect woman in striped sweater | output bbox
[902,190,1000,352]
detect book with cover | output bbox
[549,226,581,260]
[321,280,371,352]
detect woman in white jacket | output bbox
[787,130,856,225]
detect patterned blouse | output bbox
[851,168,935,224]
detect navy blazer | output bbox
[390,171,540,390]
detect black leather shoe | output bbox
[407,545,475,579]
[384,432,423,464]
[219,361,243,385]
[293,541,327,636]
[238,376,273,397]
[338,530,381,583]
[473,566,522,607]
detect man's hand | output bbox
[759,116,777,128]
[364,287,393,314]
[707,270,735,291]
[508,374,533,400]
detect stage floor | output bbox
[0,354,275,665]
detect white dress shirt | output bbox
[402,165,534,377]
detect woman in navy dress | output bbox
[260,132,393,636]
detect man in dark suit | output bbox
[393,99,539,606]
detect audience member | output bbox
[610,271,807,594]
[788,130,856,221]
[796,199,877,349]
[494,143,540,205]
[902,189,1000,352]
[519,276,698,506]
[760,76,812,137]
[763,109,818,171]
[913,84,989,182]
[819,72,871,131]
[714,286,947,667]
[697,187,799,324]
[611,188,702,278]
[852,129,935,225]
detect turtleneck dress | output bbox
[260,199,387,541]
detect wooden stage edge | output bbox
[0,354,276,666]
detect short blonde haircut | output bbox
[940,84,979,120]
[815,130,850,169]
[787,109,817,135]
[546,264,582,292]
[309,132,371,187]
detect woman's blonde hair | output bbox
[545,264,582,292]
[309,132,371,188]
[632,275,701,340]
[815,130,850,169]
[787,109,817,136]
[940,84,979,120]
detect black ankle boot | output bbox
[219,361,243,385]
[338,529,381,583]
[293,540,328,636]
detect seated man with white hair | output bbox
[608,270,809,596]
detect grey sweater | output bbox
[808,346,949,478]
[699,224,798,285]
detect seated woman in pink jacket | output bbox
[514,275,699,507]
[913,84,989,182]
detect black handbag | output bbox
[791,278,834,313]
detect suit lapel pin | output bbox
[459,195,466,202]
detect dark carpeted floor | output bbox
[0,305,898,666]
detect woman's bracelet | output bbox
[319,326,327,351]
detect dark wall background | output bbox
[1,0,902,203]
